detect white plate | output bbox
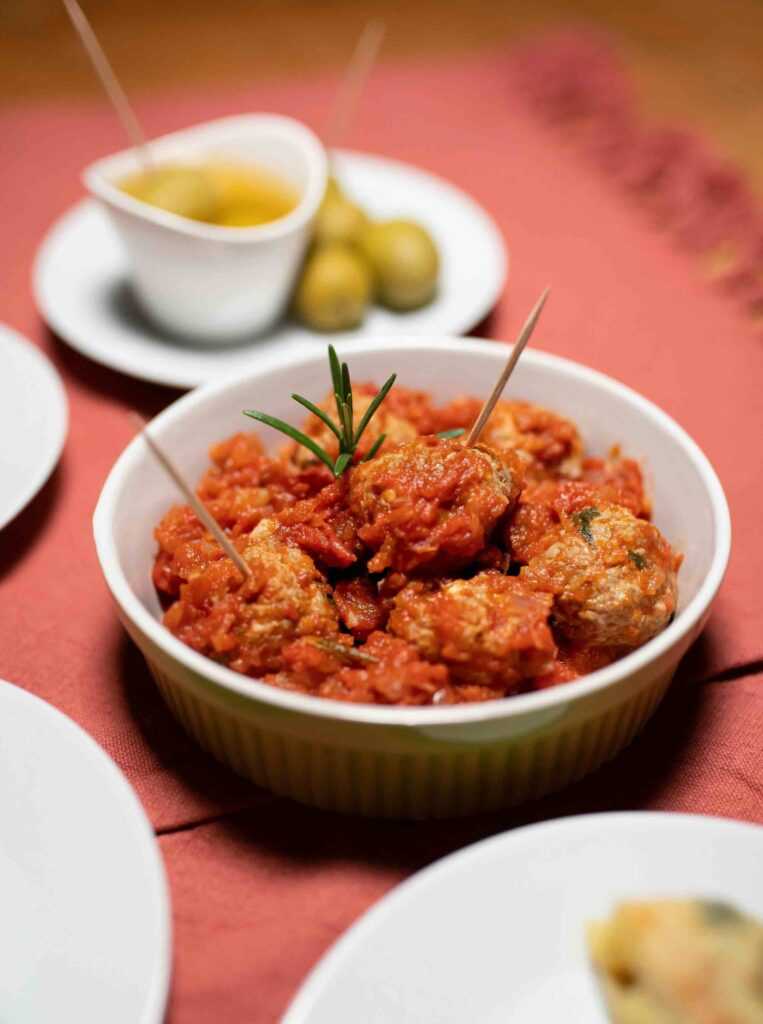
[34,150,507,390]
[0,325,68,531]
[0,680,171,1023]
[284,813,763,1023]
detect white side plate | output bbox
[284,812,763,1023]
[0,324,68,531]
[0,680,171,1023]
[33,150,507,389]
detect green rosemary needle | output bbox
[243,345,396,478]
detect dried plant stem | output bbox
[311,638,379,664]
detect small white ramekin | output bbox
[93,339,730,819]
[83,114,327,342]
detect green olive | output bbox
[121,165,219,222]
[313,185,370,247]
[293,243,372,331]
[360,219,439,311]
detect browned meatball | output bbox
[435,397,583,480]
[153,431,325,596]
[481,400,583,479]
[508,461,648,566]
[348,437,522,574]
[163,518,339,676]
[522,504,680,648]
[389,571,556,691]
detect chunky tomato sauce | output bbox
[153,385,679,705]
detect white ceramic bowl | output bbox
[93,339,730,819]
[83,115,327,342]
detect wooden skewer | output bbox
[129,413,251,580]
[324,19,386,154]
[62,0,153,172]
[465,287,551,447]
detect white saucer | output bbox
[284,812,763,1023]
[0,680,171,1023]
[0,325,68,531]
[33,150,507,390]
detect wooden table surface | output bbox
[4,0,763,195]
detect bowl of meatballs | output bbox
[93,338,730,818]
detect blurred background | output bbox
[3,0,763,194]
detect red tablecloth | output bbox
[1,37,762,1022]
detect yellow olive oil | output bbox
[119,161,299,227]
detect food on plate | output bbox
[589,900,763,1023]
[292,179,440,329]
[152,346,680,705]
[312,176,370,247]
[162,518,338,676]
[292,242,372,331]
[360,219,440,311]
[507,463,649,565]
[121,160,441,331]
[433,396,583,480]
[389,572,555,693]
[119,160,298,227]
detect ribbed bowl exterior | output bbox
[143,648,673,819]
[94,340,729,821]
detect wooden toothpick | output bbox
[62,0,153,172]
[130,414,251,580]
[465,287,551,447]
[324,20,386,153]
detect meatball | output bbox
[522,503,680,648]
[389,571,556,691]
[163,518,338,676]
[508,479,585,565]
[348,437,522,574]
[153,431,323,595]
[434,397,582,480]
[508,457,649,566]
[481,400,583,479]
[286,383,437,467]
[265,631,452,705]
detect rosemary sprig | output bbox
[435,428,466,440]
[311,638,379,664]
[243,345,396,477]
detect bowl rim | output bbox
[82,113,328,244]
[93,337,731,728]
